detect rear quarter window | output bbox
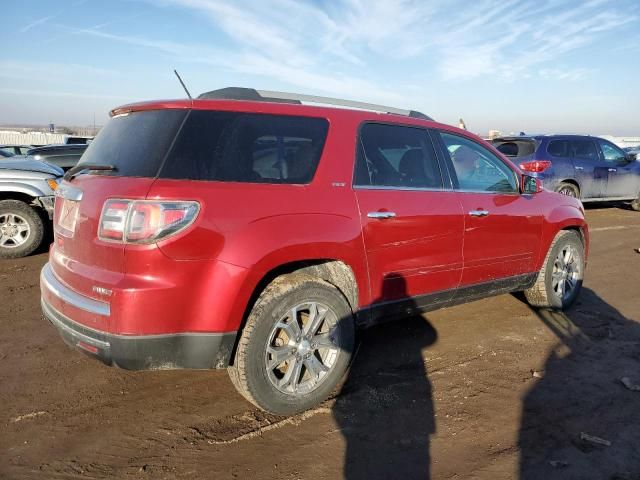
[547,140,570,157]
[160,111,329,184]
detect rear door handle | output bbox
[608,168,617,172]
[469,209,490,217]
[367,211,396,219]
[575,166,584,170]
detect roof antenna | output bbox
[173,69,192,99]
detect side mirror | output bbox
[626,153,637,162]
[522,174,542,194]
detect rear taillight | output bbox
[98,199,199,244]
[519,160,552,173]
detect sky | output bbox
[1,0,639,136]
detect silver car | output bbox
[0,157,63,258]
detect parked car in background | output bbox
[0,145,33,156]
[0,157,63,258]
[42,87,588,416]
[493,135,640,211]
[27,144,88,171]
[0,150,15,158]
[624,146,640,160]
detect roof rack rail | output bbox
[197,87,433,121]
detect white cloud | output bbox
[52,0,639,108]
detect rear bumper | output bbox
[41,263,237,370]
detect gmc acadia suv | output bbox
[41,88,589,415]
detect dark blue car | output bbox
[493,135,640,211]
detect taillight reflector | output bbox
[98,200,199,244]
[519,160,552,173]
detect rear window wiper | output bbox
[63,164,116,182]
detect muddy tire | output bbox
[555,182,580,198]
[524,230,584,310]
[0,200,45,259]
[228,273,355,415]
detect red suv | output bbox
[41,88,588,415]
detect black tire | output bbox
[0,200,45,259]
[555,182,580,198]
[228,273,355,415]
[524,230,584,310]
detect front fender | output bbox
[0,182,49,198]
[536,199,588,270]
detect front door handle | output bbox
[469,209,490,217]
[367,211,396,219]
[608,168,617,172]
[575,166,584,170]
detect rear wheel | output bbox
[524,230,584,309]
[228,273,355,415]
[555,182,579,198]
[0,200,45,259]
[631,197,640,212]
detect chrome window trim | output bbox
[41,263,110,317]
[454,188,520,195]
[353,185,446,192]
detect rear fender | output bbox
[215,213,369,332]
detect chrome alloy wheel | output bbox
[0,213,30,248]
[265,302,340,395]
[558,186,576,197]
[552,243,581,302]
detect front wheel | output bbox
[228,273,355,415]
[524,230,585,310]
[631,197,640,212]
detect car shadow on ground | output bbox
[518,288,640,479]
[333,274,437,480]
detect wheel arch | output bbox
[556,178,581,196]
[536,202,589,271]
[0,191,38,204]
[228,258,361,366]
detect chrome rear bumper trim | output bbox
[40,263,110,317]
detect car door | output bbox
[436,131,544,287]
[353,122,464,310]
[571,139,608,199]
[597,139,640,198]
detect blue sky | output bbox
[2,0,639,135]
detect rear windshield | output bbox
[78,109,188,177]
[160,111,329,184]
[492,139,537,158]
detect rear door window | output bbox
[571,140,599,161]
[161,111,329,184]
[354,123,443,189]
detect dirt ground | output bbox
[1,206,639,480]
